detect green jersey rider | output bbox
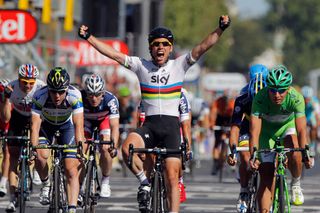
[249,65,313,213]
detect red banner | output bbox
[60,39,129,67]
[0,10,38,43]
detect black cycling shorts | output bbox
[134,115,181,158]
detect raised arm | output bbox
[191,15,231,61]
[78,25,127,65]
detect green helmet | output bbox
[118,86,131,97]
[266,65,292,89]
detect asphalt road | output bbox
[0,158,319,213]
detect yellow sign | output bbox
[64,0,74,32]
[42,0,51,24]
[18,0,29,10]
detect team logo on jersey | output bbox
[151,74,170,85]
[235,106,241,113]
[108,99,118,114]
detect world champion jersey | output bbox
[139,88,191,122]
[252,87,305,126]
[9,79,46,116]
[81,90,120,121]
[32,85,83,125]
[124,52,195,117]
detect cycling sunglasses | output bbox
[49,89,67,95]
[150,41,172,47]
[269,88,287,94]
[19,78,35,85]
[87,92,103,97]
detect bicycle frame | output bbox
[33,131,79,213]
[128,142,187,213]
[3,130,33,213]
[254,138,309,213]
[82,127,114,213]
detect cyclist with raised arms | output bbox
[301,85,320,156]
[0,64,45,211]
[81,74,119,198]
[31,68,84,213]
[227,64,268,213]
[249,65,313,213]
[79,15,230,213]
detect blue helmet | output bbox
[249,64,269,80]
[248,73,267,98]
[301,86,313,98]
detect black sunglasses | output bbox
[49,89,66,95]
[269,88,287,94]
[150,41,172,47]
[87,92,103,97]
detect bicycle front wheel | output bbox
[84,161,97,213]
[152,172,160,213]
[273,175,285,213]
[52,166,60,213]
[19,158,26,213]
[278,175,285,213]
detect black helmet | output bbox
[148,27,174,44]
[47,67,70,91]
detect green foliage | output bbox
[163,0,230,69]
[265,0,320,84]
[225,19,272,74]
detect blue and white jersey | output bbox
[9,79,46,116]
[179,89,191,122]
[124,52,195,117]
[81,90,120,121]
[32,85,83,125]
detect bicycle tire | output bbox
[19,158,26,213]
[152,172,160,213]
[84,161,94,213]
[247,172,259,213]
[52,166,60,213]
[159,174,168,213]
[278,175,285,213]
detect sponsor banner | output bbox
[60,39,129,66]
[0,10,38,43]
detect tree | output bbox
[264,0,320,85]
[225,19,272,74]
[163,0,231,70]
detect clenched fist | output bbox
[78,25,91,40]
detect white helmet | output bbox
[84,74,105,94]
[18,64,39,79]
[301,86,313,98]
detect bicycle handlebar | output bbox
[33,144,79,150]
[128,143,187,170]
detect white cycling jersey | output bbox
[32,85,83,125]
[9,79,46,116]
[124,52,195,117]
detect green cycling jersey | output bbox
[251,87,305,149]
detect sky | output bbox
[235,0,270,19]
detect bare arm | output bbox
[181,114,192,151]
[30,113,42,146]
[229,124,240,149]
[249,115,262,155]
[109,118,120,149]
[0,99,11,123]
[72,112,85,144]
[79,25,126,65]
[191,15,230,61]
[295,116,308,148]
